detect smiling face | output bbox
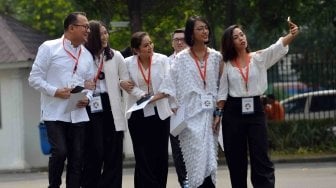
[193,20,209,44]
[136,35,154,59]
[70,14,90,46]
[172,32,187,53]
[100,25,109,48]
[232,27,248,52]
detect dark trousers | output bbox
[82,114,124,187]
[222,96,275,188]
[170,134,187,187]
[45,121,86,188]
[82,92,124,188]
[128,109,170,188]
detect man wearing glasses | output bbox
[169,28,188,62]
[28,12,94,188]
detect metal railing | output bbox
[266,53,336,120]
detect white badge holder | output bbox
[242,97,254,114]
[201,94,213,110]
[90,95,103,113]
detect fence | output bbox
[265,53,336,120]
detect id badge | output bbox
[90,94,103,113]
[143,103,155,117]
[242,97,254,114]
[201,94,213,110]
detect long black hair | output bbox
[85,20,113,61]
[221,24,250,62]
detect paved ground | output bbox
[0,162,336,188]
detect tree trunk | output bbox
[127,0,142,33]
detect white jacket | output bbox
[125,53,173,120]
[104,50,129,131]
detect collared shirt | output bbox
[28,36,95,123]
[218,38,289,100]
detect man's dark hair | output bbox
[63,12,86,31]
[267,94,275,100]
[171,28,185,39]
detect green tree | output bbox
[14,0,76,36]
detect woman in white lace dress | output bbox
[160,16,222,188]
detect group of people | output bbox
[28,11,299,188]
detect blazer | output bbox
[104,50,129,131]
[125,53,173,120]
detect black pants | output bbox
[128,108,170,188]
[170,134,187,187]
[82,93,124,188]
[45,121,86,188]
[222,96,275,188]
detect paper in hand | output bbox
[64,86,87,113]
[127,95,154,113]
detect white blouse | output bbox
[218,37,288,100]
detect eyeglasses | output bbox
[194,26,209,32]
[73,24,90,30]
[173,38,185,43]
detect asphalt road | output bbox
[0,162,335,188]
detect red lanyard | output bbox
[137,56,152,94]
[233,54,251,91]
[62,38,82,75]
[191,48,208,89]
[94,55,104,82]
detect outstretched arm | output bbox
[282,18,299,46]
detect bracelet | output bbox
[213,108,223,117]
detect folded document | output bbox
[170,105,187,136]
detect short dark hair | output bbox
[184,16,211,46]
[267,94,275,100]
[130,31,149,54]
[63,12,86,31]
[85,20,113,61]
[221,24,250,62]
[171,28,185,39]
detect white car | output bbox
[280,90,336,120]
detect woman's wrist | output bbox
[213,107,224,117]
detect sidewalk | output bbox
[1,162,336,188]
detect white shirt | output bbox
[28,36,95,123]
[125,53,173,120]
[218,38,288,100]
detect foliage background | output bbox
[1,0,335,57]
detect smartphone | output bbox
[136,94,152,105]
[287,16,291,23]
[70,85,85,93]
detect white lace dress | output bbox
[160,48,222,187]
